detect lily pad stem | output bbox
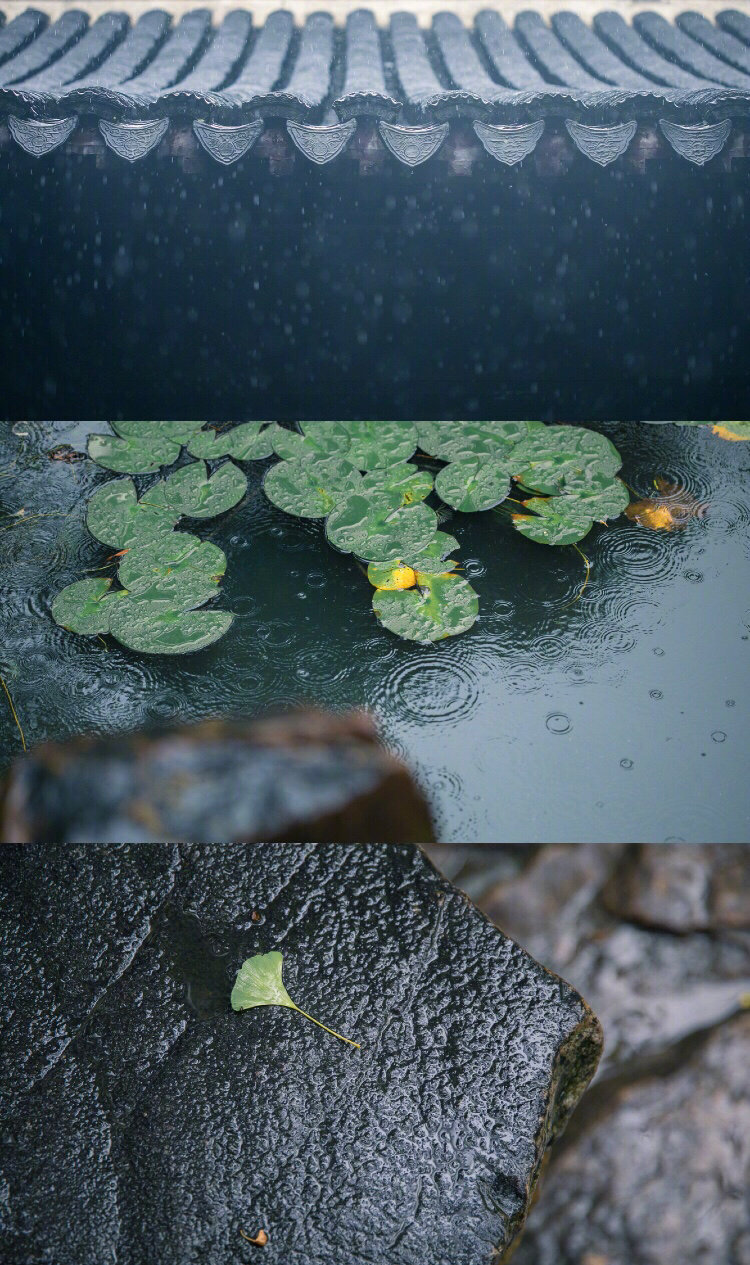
[0,674,26,751]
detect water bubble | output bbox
[653,647,665,657]
[711,731,726,743]
[546,712,572,735]
[650,689,663,700]
[620,758,633,769]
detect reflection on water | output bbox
[1,421,748,843]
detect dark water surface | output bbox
[1,421,748,842]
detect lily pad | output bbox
[558,472,630,520]
[340,421,418,470]
[512,497,594,546]
[274,422,352,461]
[366,530,460,588]
[88,432,182,474]
[187,422,278,462]
[512,426,622,494]
[435,457,513,512]
[263,456,362,519]
[112,422,206,444]
[373,573,479,642]
[325,488,438,562]
[51,577,124,636]
[361,463,434,504]
[117,533,227,607]
[87,478,179,549]
[146,460,247,519]
[108,600,234,655]
[416,420,544,461]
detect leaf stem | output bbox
[0,673,26,752]
[563,545,591,608]
[293,1006,361,1049]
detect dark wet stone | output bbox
[0,843,601,1265]
[0,711,435,845]
[474,844,750,1075]
[511,1013,750,1265]
[602,843,750,932]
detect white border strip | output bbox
[0,1,748,28]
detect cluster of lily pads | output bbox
[52,422,250,654]
[52,418,631,651]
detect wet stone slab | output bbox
[0,843,601,1265]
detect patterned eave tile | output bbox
[0,5,749,169]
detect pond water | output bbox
[1,420,748,843]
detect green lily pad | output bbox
[558,472,630,521]
[435,457,513,512]
[109,600,234,655]
[263,456,362,519]
[366,529,460,589]
[187,422,278,462]
[87,478,179,549]
[512,426,622,494]
[118,533,227,606]
[416,421,544,462]
[339,421,418,470]
[145,460,247,519]
[361,463,434,504]
[88,432,182,474]
[373,573,479,642]
[51,577,124,636]
[112,422,206,444]
[512,497,594,546]
[409,530,460,569]
[274,422,352,461]
[325,488,438,562]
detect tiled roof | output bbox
[2,6,750,166]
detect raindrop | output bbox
[684,571,703,583]
[620,758,633,769]
[725,699,735,708]
[711,731,726,743]
[546,712,571,735]
[653,647,665,656]
[650,689,663,700]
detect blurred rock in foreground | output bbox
[426,842,750,1265]
[0,711,435,844]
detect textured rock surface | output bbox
[1,712,435,845]
[425,843,750,1265]
[0,843,601,1265]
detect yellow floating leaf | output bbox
[712,423,750,442]
[625,502,676,531]
[626,477,707,530]
[374,565,417,591]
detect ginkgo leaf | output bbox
[231,951,360,1049]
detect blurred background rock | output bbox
[425,843,750,1265]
